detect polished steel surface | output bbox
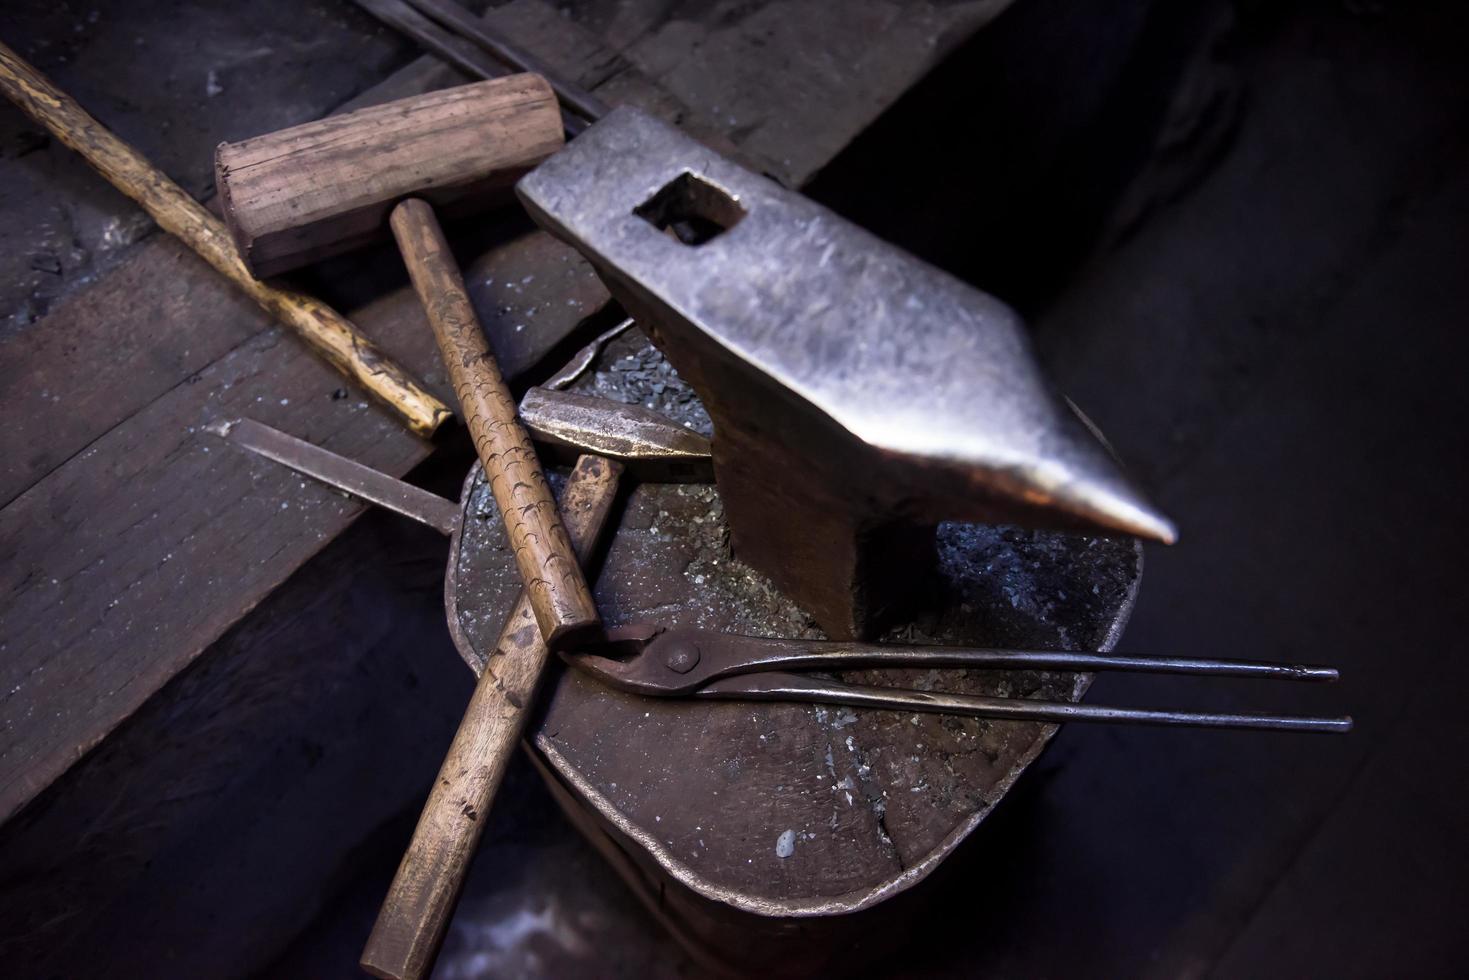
[517,107,1177,545]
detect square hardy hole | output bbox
[634,171,745,246]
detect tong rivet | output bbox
[665,643,701,674]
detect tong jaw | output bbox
[518,108,1175,639]
[561,625,734,697]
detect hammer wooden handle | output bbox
[361,454,623,980]
[390,198,600,648]
[0,39,451,438]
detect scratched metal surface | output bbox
[445,328,1141,911]
[517,108,1170,541]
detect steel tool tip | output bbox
[1079,483,1178,545]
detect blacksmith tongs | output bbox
[566,626,1351,733]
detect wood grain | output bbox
[361,454,623,980]
[216,75,564,277]
[0,0,1012,875]
[0,38,451,437]
[0,217,606,827]
[391,197,600,648]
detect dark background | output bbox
[2,0,1466,976]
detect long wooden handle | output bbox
[360,453,623,980]
[390,197,600,648]
[0,39,451,437]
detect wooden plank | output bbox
[0,238,267,508]
[0,500,470,978]
[607,0,1019,186]
[0,219,609,824]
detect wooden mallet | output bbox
[216,75,599,651]
[219,77,609,979]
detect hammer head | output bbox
[518,107,1176,638]
[215,76,564,277]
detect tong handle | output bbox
[621,630,1341,697]
[763,641,1340,682]
[700,673,1353,734]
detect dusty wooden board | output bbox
[0,503,469,977]
[0,219,609,824]
[575,0,1019,186]
[0,0,1020,825]
[0,0,410,337]
[0,5,626,824]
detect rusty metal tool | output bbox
[565,626,1352,733]
[210,404,706,515]
[518,106,1179,639]
[540,316,635,390]
[0,39,450,437]
[208,418,461,534]
[216,76,596,650]
[519,386,713,482]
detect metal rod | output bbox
[399,0,610,124]
[701,673,1353,733]
[208,418,460,535]
[727,641,1339,683]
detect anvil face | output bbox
[518,107,1173,637]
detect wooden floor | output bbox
[2,0,1466,977]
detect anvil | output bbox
[517,108,1176,637]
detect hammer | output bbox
[216,75,598,650]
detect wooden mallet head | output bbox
[215,75,564,277]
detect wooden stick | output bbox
[361,453,623,980]
[0,39,451,438]
[389,198,601,648]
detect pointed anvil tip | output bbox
[517,108,1177,548]
[1055,469,1179,545]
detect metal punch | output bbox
[566,626,1352,733]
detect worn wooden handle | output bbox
[390,197,600,647]
[0,39,451,437]
[360,454,623,980]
